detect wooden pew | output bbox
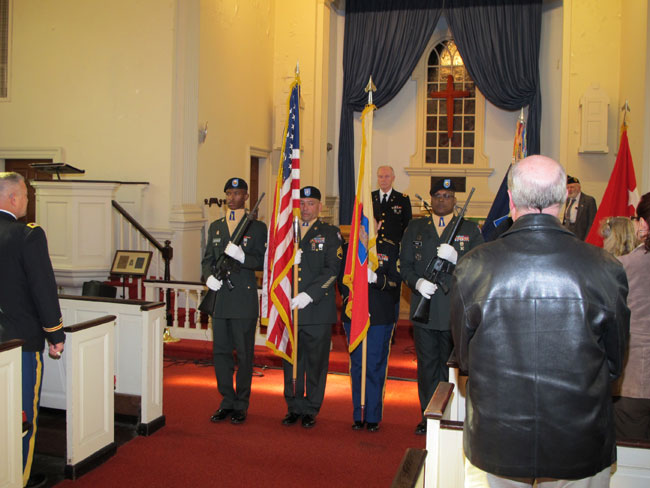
[42,295,166,435]
[0,339,24,488]
[62,315,117,479]
[391,448,427,488]
[424,382,464,488]
[424,381,650,488]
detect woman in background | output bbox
[615,192,650,440]
[599,216,639,257]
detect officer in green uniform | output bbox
[400,178,483,435]
[281,186,342,429]
[0,172,65,488]
[201,177,267,425]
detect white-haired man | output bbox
[450,156,630,487]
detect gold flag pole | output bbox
[360,75,377,420]
[292,216,301,396]
[291,62,301,397]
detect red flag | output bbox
[264,80,300,362]
[342,104,377,352]
[585,126,640,247]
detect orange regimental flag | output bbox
[585,125,639,247]
[264,79,301,362]
[342,104,378,352]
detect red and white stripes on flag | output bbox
[264,79,300,363]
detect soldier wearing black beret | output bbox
[400,177,483,435]
[202,177,267,425]
[281,185,342,429]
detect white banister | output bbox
[143,280,212,340]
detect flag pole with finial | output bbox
[359,74,376,421]
[292,61,300,397]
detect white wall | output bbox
[0,0,176,229]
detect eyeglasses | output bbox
[432,193,454,200]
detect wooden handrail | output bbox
[64,315,117,333]
[143,279,204,287]
[112,200,164,252]
[390,448,427,488]
[0,339,24,353]
[424,382,455,420]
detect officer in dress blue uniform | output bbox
[281,186,342,429]
[372,165,412,245]
[339,234,401,432]
[202,178,267,425]
[0,172,65,488]
[372,165,412,328]
[400,178,483,435]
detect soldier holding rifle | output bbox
[399,178,482,435]
[202,178,267,425]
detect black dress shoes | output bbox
[415,420,427,435]
[230,410,247,424]
[26,473,47,488]
[301,414,316,428]
[352,421,365,430]
[210,408,234,422]
[282,412,301,426]
[366,422,379,432]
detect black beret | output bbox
[224,178,248,192]
[567,175,580,185]
[300,186,321,200]
[430,178,456,195]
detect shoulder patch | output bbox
[337,246,343,260]
[27,222,40,228]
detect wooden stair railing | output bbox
[112,200,173,324]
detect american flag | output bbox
[264,80,300,362]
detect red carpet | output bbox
[164,320,418,380]
[54,361,424,487]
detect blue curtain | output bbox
[445,0,542,155]
[338,0,443,225]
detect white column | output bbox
[169,0,205,282]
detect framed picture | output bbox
[110,250,153,277]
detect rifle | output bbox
[198,192,266,316]
[412,188,475,324]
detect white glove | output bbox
[291,292,313,310]
[225,242,245,264]
[416,278,438,299]
[367,268,378,284]
[437,243,458,265]
[294,249,303,265]
[206,275,223,291]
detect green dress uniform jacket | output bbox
[0,212,64,351]
[296,219,343,325]
[372,189,412,244]
[400,215,483,330]
[201,214,267,319]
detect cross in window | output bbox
[429,74,470,140]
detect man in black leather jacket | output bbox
[450,155,630,486]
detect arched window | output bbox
[425,40,475,165]
[407,34,492,217]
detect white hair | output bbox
[508,156,566,211]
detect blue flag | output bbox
[481,165,511,242]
